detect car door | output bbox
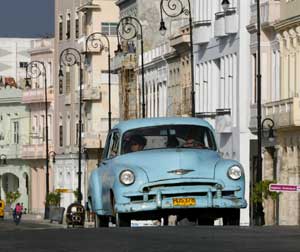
[101,130,120,213]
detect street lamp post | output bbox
[115,16,146,118]
[223,0,264,225]
[59,48,83,204]
[85,32,112,131]
[25,61,50,218]
[159,0,195,117]
[255,0,264,226]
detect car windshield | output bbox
[121,124,217,154]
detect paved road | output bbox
[0,219,300,252]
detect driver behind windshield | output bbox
[128,134,147,153]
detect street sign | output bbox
[55,188,73,193]
[269,184,300,192]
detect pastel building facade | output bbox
[21,38,55,214]
[54,0,119,209]
[0,38,34,87]
[262,0,300,225]
[0,85,30,211]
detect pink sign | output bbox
[269,184,300,192]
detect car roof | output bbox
[112,117,214,133]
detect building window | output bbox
[66,116,70,146]
[82,13,87,36]
[59,16,63,41]
[59,78,63,94]
[66,13,71,39]
[59,125,63,147]
[75,123,84,145]
[19,62,28,68]
[13,121,19,144]
[101,22,118,36]
[75,123,79,145]
[66,71,71,94]
[41,115,45,142]
[75,17,79,39]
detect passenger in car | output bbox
[183,132,205,149]
[129,134,147,152]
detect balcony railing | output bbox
[170,33,190,49]
[21,143,54,159]
[82,86,101,101]
[82,132,102,149]
[22,87,54,104]
[193,20,211,44]
[31,39,53,49]
[214,12,226,37]
[111,53,136,71]
[249,97,300,131]
[250,0,280,28]
[263,97,300,128]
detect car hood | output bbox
[116,149,220,182]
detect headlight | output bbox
[227,166,242,180]
[119,170,135,185]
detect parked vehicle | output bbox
[88,117,247,227]
[0,200,5,219]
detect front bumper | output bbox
[115,184,247,213]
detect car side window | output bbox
[107,131,120,159]
[102,132,112,160]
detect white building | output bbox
[0,38,38,87]
[138,0,252,225]
[191,0,252,225]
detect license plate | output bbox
[173,198,196,206]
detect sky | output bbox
[0,0,54,38]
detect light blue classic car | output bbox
[88,117,247,227]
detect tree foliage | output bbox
[252,180,280,204]
[46,191,61,206]
[5,191,21,205]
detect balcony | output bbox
[22,87,54,104]
[29,38,54,55]
[249,97,300,131]
[214,12,226,37]
[170,32,190,50]
[21,143,54,159]
[249,1,280,29]
[263,97,300,128]
[111,53,136,72]
[261,0,280,28]
[82,132,102,149]
[193,21,211,44]
[82,86,101,101]
[77,1,101,13]
[225,8,238,34]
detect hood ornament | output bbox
[168,169,195,175]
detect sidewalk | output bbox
[22,213,96,228]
